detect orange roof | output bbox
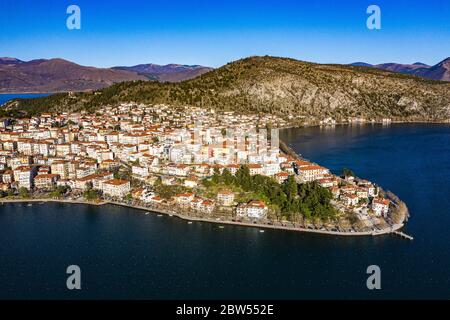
[247,200,266,208]
[276,172,289,177]
[103,179,130,186]
[14,166,32,171]
[373,198,390,206]
[76,174,98,182]
[218,189,233,195]
[302,165,327,171]
[35,174,60,179]
[295,160,312,167]
[175,192,194,198]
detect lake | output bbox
[0,93,51,105]
[1,124,449,299]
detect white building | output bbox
[248,164,263,175]
[263,162,280,176]
[13,166,36,190]
[174,192,195,206]
[372,198,390,217]
[132,165,149,179]
[217,189,235,206]
[102,179,131,198]
[184,176,199,188]
[340,193,359,207]
[236,200,268,219]
[298,165,329,182]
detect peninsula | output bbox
[0,103,409,236]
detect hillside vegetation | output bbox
[3,56,450,122]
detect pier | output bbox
[393,231,414,240]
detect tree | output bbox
[50,186,69,198]
[221,168,235,185]
[18,187,30,198]
[297,182,336,219]
[212,167,221,184]
[342,167,355,177]
[266,123,273,140]
[283,175,298,201]
[235,165,251,190]
[83,189,101,200]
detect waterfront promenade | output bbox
[1,197,408,237]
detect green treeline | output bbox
[206,165,336,220]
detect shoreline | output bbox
[1,198,406,237]
[278,120,450,130]
[1,124,411,238]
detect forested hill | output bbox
[3,56,450,122]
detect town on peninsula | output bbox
[0,103,408,236]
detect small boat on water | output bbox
[188,221,193,224]
[157,214,163,217]
[259,230,265,233]
[218,225,224,229]
[145,212,150,215]
[169,214,173,217]
[27,204,33,207]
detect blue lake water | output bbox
[1,124,450,299]
[0,93,51,105]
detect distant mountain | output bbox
[0,58,213,93]
[350,58,450,81]
[412,62,429,67]
[5,56,450,123]
[349,62,373,67]
[113,63,213,82]
[418,58,450,82]
[0,57,24,65]
[375,62,430,73]
[0,58,147,93]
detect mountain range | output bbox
[4,56,450,123]
[1,56,449,95]
[350,58,450,82]
[112,64,213,82]
[0,58,212,93]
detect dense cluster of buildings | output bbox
[0,103,391,221]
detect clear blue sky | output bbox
[1,0,449,67]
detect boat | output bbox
[157,214,163,217]
[169,214,173,217]
[27,203,33,207]
[218,225,224,229]
[188,221,193,224]
[259,230,265,233]
[145,212,150,215]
